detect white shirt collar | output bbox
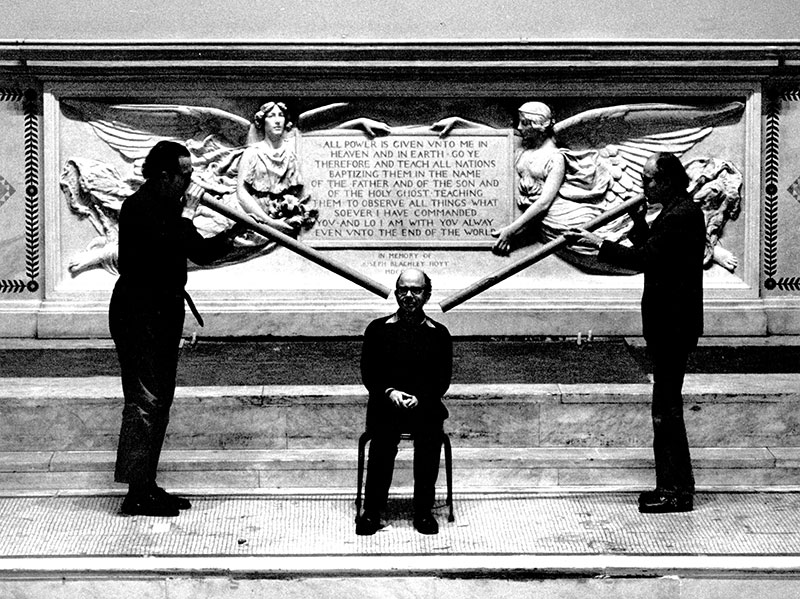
[386,313,435,327]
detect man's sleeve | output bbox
[599,212,679,272]
[434,326,453,399]
[627,215,650,248]
[360,320,386,396]
[181,218,233,266]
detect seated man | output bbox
[357,268,453,535]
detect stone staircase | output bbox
[2,371,800,494]
[3,339,800,599]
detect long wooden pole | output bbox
[439,195,646,313]
[198,193,392,299]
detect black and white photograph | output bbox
[0,1,798,596]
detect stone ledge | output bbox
[2,377,798,454]
[1,375,798,403]
[1,447,796,492]
[0,447,778,473]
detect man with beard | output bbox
[357,268,453,535]
[110,140,241,517]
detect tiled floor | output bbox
[3,491,800,558]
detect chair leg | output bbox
[443,433,454,522]
[356,433,369,522]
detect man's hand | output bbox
[388,389,419,409]
[184,183,206,214]
[627,199,648,223]
[223,223,249,242]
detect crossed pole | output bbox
[198,192,645,311]
[438,195,646,312]
[198,193,392,300]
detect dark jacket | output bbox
[599,193,705,347]
[361,313,453,429]
[114,180,231,307]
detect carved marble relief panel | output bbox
[764,89,800,295]
[0,89,40,296]
[47,88,758,309]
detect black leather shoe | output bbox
[356,512,382,536]
[638,489,667,505]
[121,490,180,517]
[638,492,693,514]
[153,486,192,510]
[413,513,439,535]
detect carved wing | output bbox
[597,127,719,201]
[61,101,252,171]
[554,102,745,201]
[295,102,351,130]
[554,101,743,149]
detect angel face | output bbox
[517,115,536,138]
[262,105,287,143]
[517,112,552,144]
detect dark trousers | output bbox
[109,287,184,487]
[649,340,695,495]
[364,418,444,516]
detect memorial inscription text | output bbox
[301,131,514,248]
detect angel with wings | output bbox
[60,100,390,275]
[432,100,744,274]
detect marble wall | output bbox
[0,75,796,337]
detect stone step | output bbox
[2,556,798,599]
[1,446,797,492]
[1,374,799,452]
[4,491,800,598]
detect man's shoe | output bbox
[356,512,382,536]
[638,492,693,514]
[638,489,667,505]
[121,490,180,517]
[413,513,439,535]
[153,485,192,510]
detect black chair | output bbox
[356,429,454,523]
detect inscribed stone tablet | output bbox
[299,130,515,248]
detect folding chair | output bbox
[356,429,454,523]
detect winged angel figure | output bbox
[432,100,745,274]
[60,100,389,275]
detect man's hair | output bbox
[142,141,190,180]
[651,152,690,192]
[421,271,432,294]
[395,269,432,294]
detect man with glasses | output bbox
[357,268,453,535]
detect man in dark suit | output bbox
[357,268,453,535]
[566,152,704,513]
[110,141,240,517]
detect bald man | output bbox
[357,268,453,535]
[566,152,704,514]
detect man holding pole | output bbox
[110,141,242,517]
[565,152,704,514]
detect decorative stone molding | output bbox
[0,88,39,295]
[764,88,800,293]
